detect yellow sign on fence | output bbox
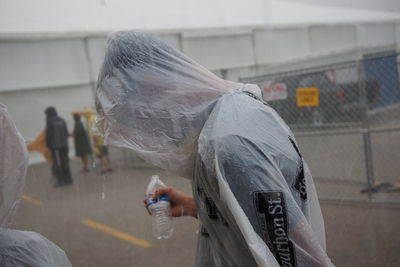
[296,87,319,107]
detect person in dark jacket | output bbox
[72,113,92,173]
[45,107,72,186]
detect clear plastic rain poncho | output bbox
[95,31,334,267]
[0,103,71,267]
[0,103,28,227]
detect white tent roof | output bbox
[0,0,399,35]
[270,1,400,25]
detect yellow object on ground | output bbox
[21,195,44,206]
[81,219,152,248]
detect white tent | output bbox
[1,0,400,35]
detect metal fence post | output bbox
[83,36,97,98]
[362,129,374,200]
[358,60,375,200]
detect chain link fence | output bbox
[241,51,400,204]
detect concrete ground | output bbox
[11,158,197,267]
[10,156,400,267]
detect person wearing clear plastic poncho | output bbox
[95,31,334,267]
[0,103,72,267]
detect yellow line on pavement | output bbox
[21,195,44,206]
[81,219,152,248]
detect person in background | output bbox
[82,107,112,174]
[45,107,72,186]
[93,134,113,174]
[71,112,92,173]
[0,103,72,267]
[95,31,334,267]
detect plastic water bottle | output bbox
[146,175,174,239]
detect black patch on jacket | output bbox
[294,160,307,201]
[254,191,297,267]
[289,137,307,201]
[205,197,218,220]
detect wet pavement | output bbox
[10,154,400,267]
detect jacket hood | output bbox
[0,103,29,226]
[95,30,242,178]
[45,106,58,118]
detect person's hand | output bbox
[143,187,197,218]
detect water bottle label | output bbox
[147,194,170,206]
[158,195,170,202]
[146,194,156,207]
